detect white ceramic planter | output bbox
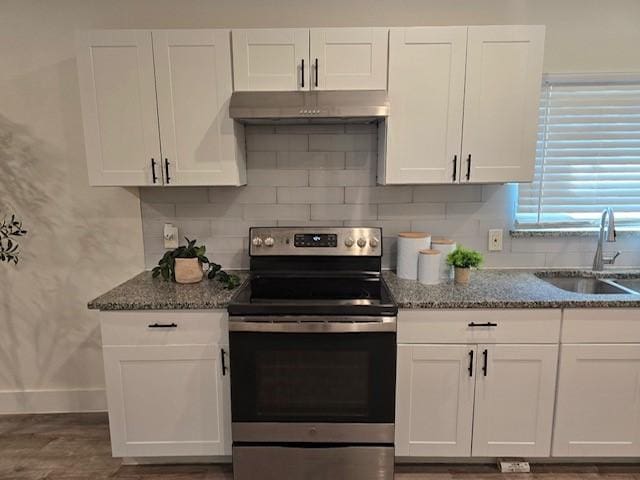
[174,258,203,284]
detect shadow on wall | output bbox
[0,113,105,395]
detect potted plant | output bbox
[152,238,241,288]
[446,246,483,285]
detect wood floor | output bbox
[1,413,640,479]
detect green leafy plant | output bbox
[0,214,27,264]
[446,246,483,269]
[152,238,241,289]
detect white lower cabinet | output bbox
[100,312,231,458]
[396,344,475,456]
[472,344,558,457]
[395,310,561,458]
[553,344,640,457]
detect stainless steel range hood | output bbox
[229,90,389,124]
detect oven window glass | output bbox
[230,332,395,423]
[256,350,369,418]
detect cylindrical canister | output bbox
[397,232,431,280]
[431,237,456,282]
[418,249,442,285]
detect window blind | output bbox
[517,80,640,228]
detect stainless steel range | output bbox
[228,227,397,480]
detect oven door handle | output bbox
[229,318,396,333]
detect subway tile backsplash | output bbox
[140,124,639,270]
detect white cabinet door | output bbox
[472,344,558,457]
[232,29,309,91]
[76,30,161,186]
[153,30,246,186]
[396,345,476,456]
[310,28,388,90]
[383,27,467,184]
[103,344,231,457]
[553,344,640,457]
[461,25,545,183]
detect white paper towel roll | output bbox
[418,249,441,285]
[431,237,456,282]
[397,232,431,280]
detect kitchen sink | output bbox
[536,275,635,295]
[612,279,640,293]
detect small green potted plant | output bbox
[153,238,241,289]
[446,246,483,285]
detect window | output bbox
[516,76,640,229]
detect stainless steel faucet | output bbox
[592,207,621,271]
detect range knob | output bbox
[264,236,275,247]
[369,237,380,248]
[252,237,263,247]
[357,237,367,248]
[344,237,355,247]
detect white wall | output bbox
[1,0,639,413]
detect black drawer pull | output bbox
[468,322,498,327]
[466,154,472,180]
[148,322,177,328]
[482,349,488,376]
[468,349,474,377]
[221,348,228,376]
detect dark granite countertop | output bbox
[89,269,640,311]
[383,270,640,309]
[88,271,248,311]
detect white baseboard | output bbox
[0,388,107,414]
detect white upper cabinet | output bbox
[553,344,640,457]
[310,28,388,90]
[76,30,161,186]
[383,27,467,184]
[76,29,245,187]
[232,28,389,92]
[461,25,545,183]
[382,25,545,184]
[472,344,558,457]
[153,30,245,186]
[396,344,475,457]
[232,29,309,91]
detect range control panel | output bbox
[249,227,382,256]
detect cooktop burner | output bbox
[227,227,398,317]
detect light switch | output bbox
[488,229,503,251]
[164,223,179,249]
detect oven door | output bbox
[229,318,396,444]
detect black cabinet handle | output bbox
[301,59,305,88]
[482,349,488,376]
[164,158,171,184]
[452,155,457,182]
[221,348,228,376]
[468,322,498,327]
[151,158,158,184]
[148,322,177,328]
[315,58,318,87]
[466,154,472,180]
[468,349,474,377]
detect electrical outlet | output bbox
[488,229,503,251]
[164,223,179,249]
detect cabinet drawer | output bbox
[398,309,561,344]
[562,309,640,343]
[100,311,227,346]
